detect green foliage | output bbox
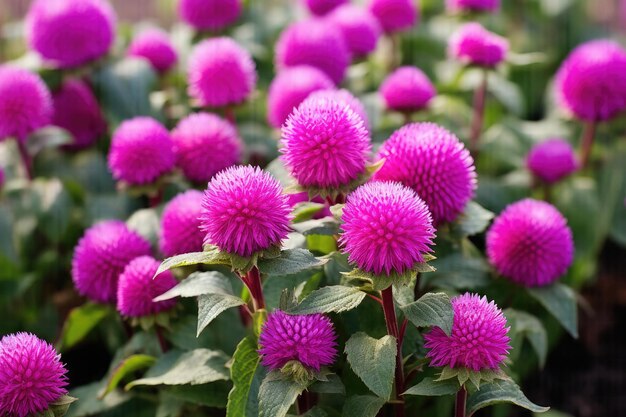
[342,395,387,417]
[57,303,112,351]
[257,249,328,276]
[399,292,454,336]
[527,283,578,338]
[197,293,246,336]
[466,379,550,415]
[258,373,308,417]
[345,332,396,400]
[286,285,366,315]
[403,377,459,397]
[227,336,264,417]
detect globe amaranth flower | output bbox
[281,95,371,190]
[380,66,436,113]
[160,190,205,257]
[0,66,51,141]
[446,0,500,13]
[527,138,579,184]
[108,117,175,185]
[259,310,337,372]
[275,19,350,85]
[368,0,418,34]
[449,23,508,68]
[72,220,151,303]
[117,256,178,317]
[200,165,291,257]
[178,0,242,31]
[26,0,116,68]
[307,89,370,132]
[188,37,257,107]
[374,123,477,225]
[0,333,68,417]
[127,28,178,73]
[172,112,242,183]
[303,0,347,16]
[339,181,435,275]
[267,66,335,128]
[327,4,382,57]
[555,39,626,121]
[425,293,510,371]
[486,199,574,287]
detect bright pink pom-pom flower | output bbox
[275,19,350,85]
[281,95,371,190]
[375,123,477,225]
[200,165,291,257]
[172,112,242,183]
[267,66,335,128]
[259,311,337,372]
[303,0,347,15]
[0,333,68,417]
[555,40,626,121]
[487,199,574,287]
[527,139,578,184]
[127,28,178,73]
[339,181,435,275]
[446,0,500,12]
[178,0,242,31]
[327,5,382,57]
[0,66,51,141]
[188,37,256,107]
[449,23,508,68]
[108,117,175,185]
[160,190,205,257]
[368,0,418,34]
[380,66,436,113]
[72,220,151,303]
[425,293,510,371]
[26,0,116,68]
[307,89,370,131]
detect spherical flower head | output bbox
[267,66,335,128]
[367,0,418,34]
[160,190,205,257]
[486,199,574,287]
[327,5,382,57]
[178,0,242,31]
[425,293,511,371]
[0,333,68,417]
[446,0,500,13]
[282,96,371,190]
[127,29,178,74]
[555,40,626,121]
[200,165,291,257]
[303,0,347,15]
[307,89,370,133]
[339,181,435,275]
[108,117,175,185]
[259,311,337,372]
[275,19,350,85]
[449,23,508,68]
[187,37,257,107]
[288,192,332,219]
[72,220,151,303]
[374,123,477,225]
[380,66,436,113]
[172,112,242,183]
[527,138,579,184]
[0,66,51,141]
[26,0,116,68]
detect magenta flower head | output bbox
[267,66,334,128]
[449,23,508,68]
[367,0,418,34]
[108,117,175,185]
[327,5,382,57]
[527,138,579,184]
[374,123,477,225]
[188,37,256,107]
[127,29,178,74]
[303,0,347,16]
[160,190,205,257]
[117,256,178,318]
[0,66,51,141]
[307,89,370,131]
[178,0,242,31]
[275,19,350,85]
[380,66,436,113]
[0,333,68,417]
[486,199,574,287]
[172,112,242,183]
[72,220,151,303]
[339,181,435,275]
[446,0,500,13]
[425,293,510,371]
[555,40,626,122]
[281,95,371,191]
[259,310,337,372]
[26,0,116,68]
[200,165,291,257]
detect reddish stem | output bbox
[469,70,488,157]
[224,107,236,125]
[579,121,596,169]
[398,318,408,347]
[455,386,467,417]
[149,187,164,208]
[155,325,169,353]
[243,267,265,311]
[381,287,405,417]
[367,294,384,305]
[16,138,33,180]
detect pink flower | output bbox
[303,0,348,16]
[380,66,436,112]
[327,4,382,57]
[178,0,242,31]
[449,23,508,68]
[307,88,370,132]
[127,28,178,73]
[367,0,418,34]
[160,190,205,257]
[527,138,579,184]
[446,0,500,12]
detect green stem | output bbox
[469,70,488,158]
[16,138,33,180]
[381,286,405,417]
[579,121,596,169]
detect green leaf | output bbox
[126,208,160,249]
[57,303,112,351]
[291,202,325,222]
[257,249,328,276]
[504,309,548,368]
[450,202,495,237]
[400,293,454,336]
[287,406,328,417]
[342,395,387,417]
[287,285,366,314]
[164,382,231,408]
[66,382,130,417]
[403,377,459,397]
[32,178,71,242]
[258,374,307,417]
[197,293,246,336]
[436,366,508,390]
[101,354,157,398]
[291,218,340,236]
[344,332,396,400]
[227,336,264,417]
[309,373,345,395]
[527,283,578,338]
[466,379,550,416]
[154,271,235,301]
[47,395,78,417]
[26,127,72,156]
[423,254,490,290]
[155,250,230,276]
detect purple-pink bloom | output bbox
[178,0,242,31]
[374,123,477,225]
[72,220,151,303]
[307,89,370,132]
[127,28,178,74]
[160,190,205,257]
[380,66,436,113]
[172,112,242,183]
[486,199,574,287]
[0,333,68,417]
[446,0,500,12]
[449,23,508,68]
[425,293,511,371]
[326,4,382,57]
[259,310,337,372]
[303,0,348,16]
[527,138,579,184]
[367,0,418,34]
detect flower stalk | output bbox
[455,385,467,417]
[381,286,405,417]
[17,137,33,180]
[469,70,488,157]
[579,121,596,169]
[241,266,265,311]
